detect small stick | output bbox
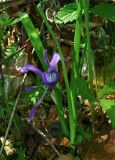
[0,0,38,11]
[33,126,60,156]
[0,74,27,157]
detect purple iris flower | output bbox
[19,50,60,120]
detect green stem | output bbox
[52,85,69,137]
[37,3,71,135]
[70,1,82,144]
[37,3,69,93]
[82,0,95,130]
[37,3,75,143]
[82,0,93,90]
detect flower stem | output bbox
[37,3,73,139]
[70,1,82,144]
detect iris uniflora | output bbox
[19,50,60,120]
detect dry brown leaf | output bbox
[60,137,69,146]
[104,130,115,154]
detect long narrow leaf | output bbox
[19,12,46,69]
[70,2,82,144]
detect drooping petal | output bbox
[44,50,50,67]
[29,102,40,121]
[29,88,48,121]
[42,70,59,87]
[25,86,37,91]
[49,53,60,68]
[18,65,28,74]
[19,64,43,76]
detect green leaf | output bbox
[19,12,46,69]
[100,99,115,128]
[5,44,17,56]
[54,3,78,24]
[90,2,115,21]
[97,84,115,99]
[0,14,20,26]
[77,78,95,103]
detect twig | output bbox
[33,126,60,156]
[0,43,29,66]
[0,0,38,11]
[0,74,27,157]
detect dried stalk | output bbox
[0,74,27,157]
[33,126,60,156]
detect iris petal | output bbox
[42,71,59,87]
[18,51,60,120]
[29,88,48,121]
[19,64,43,76]
[25,86,37,91]
[18,65,28,74]
[44,50,50,67]
[50,53,60,68]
